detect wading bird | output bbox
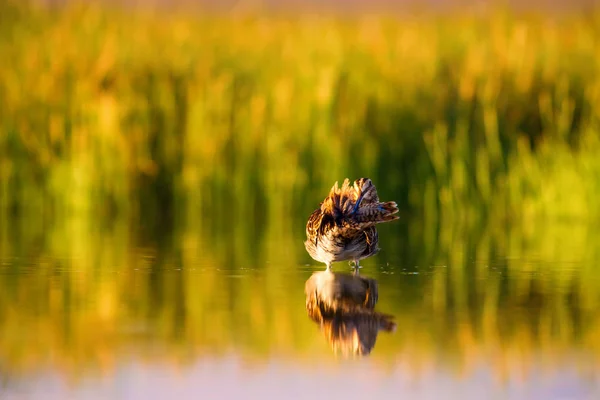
[304,178,399,272]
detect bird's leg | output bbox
[352,259,361,276]
[325,262,332,272]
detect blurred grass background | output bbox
[1,0,600,385]
[1,0,599,229]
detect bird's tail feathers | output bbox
[354,201,400,224]
[323,179,357,215]
[320,179,399,231]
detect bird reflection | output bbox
[305,271,396,357]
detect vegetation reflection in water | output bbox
[1,214,600,386]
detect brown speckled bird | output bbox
[304,178,399,272]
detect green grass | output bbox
[1,1,600,378]
[1,1,599,227]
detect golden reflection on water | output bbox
[1,215,600,391]
[304,271,396,357]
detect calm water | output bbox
[1,215,600,399]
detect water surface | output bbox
[1,216,599,399]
